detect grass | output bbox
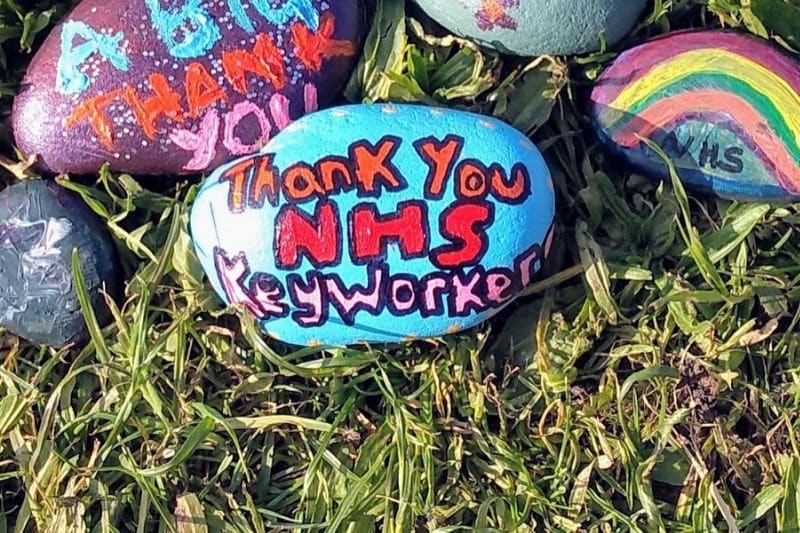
[1,0,800,531]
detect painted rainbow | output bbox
[591,30,800,201]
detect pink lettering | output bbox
[269,93,291,130]
[486,273,513,304]
[289,275,324,326]
[390,279,416,313]
[171,88,320,169]
[214,248,287,319]
[250,277,287,316]
[326,267,384,324]
[517,247,539,287]
[452,270,483,315]
[304,83,318,114]
[422,275,447,315]
[170,108,220,171]
[223,101,271,155]
[544,225,554,258]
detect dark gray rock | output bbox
[0,180,120,347]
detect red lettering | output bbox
[414,135,464,199]
[185,62,227,117]
[222,33,287,94]
[291,13,357,72]
[248,154,280,208]
[64,90,123,151]
[219,159,255,213]
[123,73,185,139]
[350,201,428,263]
[432,201,494,269]
[350,136,404,194]
[275,201,340,269]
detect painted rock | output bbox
[190,104,555,346]
[12,0,361,176]
[0,180,120,347]
[414,0,645,56]
[591,30,800,201]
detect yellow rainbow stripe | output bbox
[608,48,800,144]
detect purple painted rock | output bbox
[12,0,361,175]
[0,180,120,347]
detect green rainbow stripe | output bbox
[604,72,800,165]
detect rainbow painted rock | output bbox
[190,104,555,346]
[592,30,800,201]
[0,180,120,347]
[414,0,645,56]
[12,0,361,175]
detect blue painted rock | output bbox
[12,0,361,176]
[591,30,800,201]
[0,180,120,347]
[414,0,645,56]
[190,104,556,346]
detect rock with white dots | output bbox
[12,0,361,175]
[190,104,556,346]
[0,180,120,347]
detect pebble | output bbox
[0,180,120,347]
[190,104,556,346]
[592,30,800,201]
[414,0,645,56]
[12,0,362,175]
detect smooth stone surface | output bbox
[13,0,361,175]
[190,104,556,346]
[592,30,800,201]
[0,180,120,347]
[414,0,645,56]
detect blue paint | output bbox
[251,0,319,31]
[56,21,130,95]
[226,0,320,34]
[145,0,222,59]
[227,0,255,34]
[190,105,555,346]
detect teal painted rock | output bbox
[414,0,646,56]
[0,180,120,347]
[591,30,800,201]
[190,104,555,346]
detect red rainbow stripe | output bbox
[610,89,800,194]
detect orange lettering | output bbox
[220,159,254,213]
[317,157,354,194]
[222,34,287,94]
[457,161,488,199]
[291,13,357,72]
[283,163,325,201]
[350,137,404,194]
[123,73,184,139]
[414,135,464,199]
[64,90,124,151]
[248,154,280,208]
[185,62,227,117]
[491,163,529,203]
